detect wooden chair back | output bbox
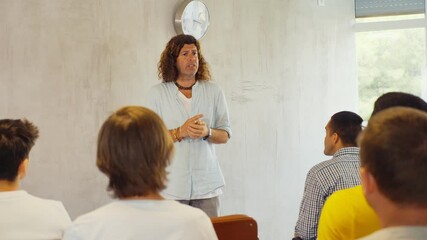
[211,214,258,240]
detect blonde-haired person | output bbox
[63,106,217,240]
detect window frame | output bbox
[354,0,427,116]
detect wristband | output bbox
[203,128,211,140]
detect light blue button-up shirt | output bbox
[147,80,232,200]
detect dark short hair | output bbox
[97,106,174,199]
[329,111,363,146]
[371,92,427,116]
[157,34,211,82]
[0,119,39,181]
[360,107,427,206]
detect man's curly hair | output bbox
[158,34,211,82]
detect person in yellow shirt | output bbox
[317,185,380,240]
[317,92,427,240]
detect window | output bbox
[355,1,426,119]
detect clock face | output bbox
[175,1,210,40]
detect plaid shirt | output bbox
[294,147,361,240]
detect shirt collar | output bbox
[333,147,359,158]
[0,190,28,198]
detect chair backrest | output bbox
[211,214,258,240]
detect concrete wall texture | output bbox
[0,0,357,239]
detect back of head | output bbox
[96,106,174,199]
[329,111,363,146]
[0,119,39,181]
[371,92,427,116]
[360,107,427,206]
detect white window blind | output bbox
[355,0,425,18]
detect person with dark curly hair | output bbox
[147,34,231,217]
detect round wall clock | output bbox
[174,0,210,40]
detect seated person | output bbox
[0,119,71,240]
[294,111,363,240]
[317,92,427,240]
[359,107,427,239]
[63,106,218,240]
[317,185,380,240]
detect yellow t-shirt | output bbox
[317,185,381,240]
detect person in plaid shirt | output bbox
[293,111,363,240]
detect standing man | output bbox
[359,107,427,239]
[0,119,71,239]
[294,111,363,240]
[147,34,231,217]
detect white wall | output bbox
[0,0,357,239]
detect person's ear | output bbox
[332,132,339,144]
[360,167,377,196]
[18,159,29,180]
